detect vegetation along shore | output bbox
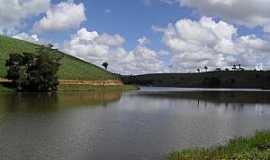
[168,131,270,160]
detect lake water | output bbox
[1,87,270,160]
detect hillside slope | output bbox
[0,35,117,80]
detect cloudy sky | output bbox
[1,0,270,74]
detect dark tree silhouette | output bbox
[102,62,108,70]
[232,64,237,71]
[197,68,200,73]
[204,66,208,72]
[238,64,241,69]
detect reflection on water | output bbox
[1,88,270,160]
[136,90,270,112]
[0,91,122,113]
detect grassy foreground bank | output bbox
[168,131,270,160]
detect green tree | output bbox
[6,45,63,92]
[102,62,109,70]
[5,54,24,80]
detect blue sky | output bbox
[37,0,198,49]
[85,0,195,48]
[1,0,270,74]
[41,0,265,48]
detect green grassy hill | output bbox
[0,35,117,80]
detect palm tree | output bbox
[204,66,208,72]
[102,62,108,70]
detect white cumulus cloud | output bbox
[0,0,50,33]
[63,28,167,75]
[160,0,270,32]
[63,18,270,74]
[12,32,40,43]
[156,17,270,72]
[33,1,86,33]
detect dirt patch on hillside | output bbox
[59,80,123,86]
[0,78,123,86]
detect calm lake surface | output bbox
[1,87,270,160]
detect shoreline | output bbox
[58,84,137,92]
[0,80,137,92]
[0,84,137,92]
[0,78,124,86]
[122,71,270,89]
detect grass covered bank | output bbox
[0,84,137,92]
[58,84,137,92]
[168,131,270,160]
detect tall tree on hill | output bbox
[197,68,201,73]
[204,66,208,72]
[232,64,237,71]
[102,62,108,70]
[238,64,241,70]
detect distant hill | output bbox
[0,35,117,80]
[122,71,270,89]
